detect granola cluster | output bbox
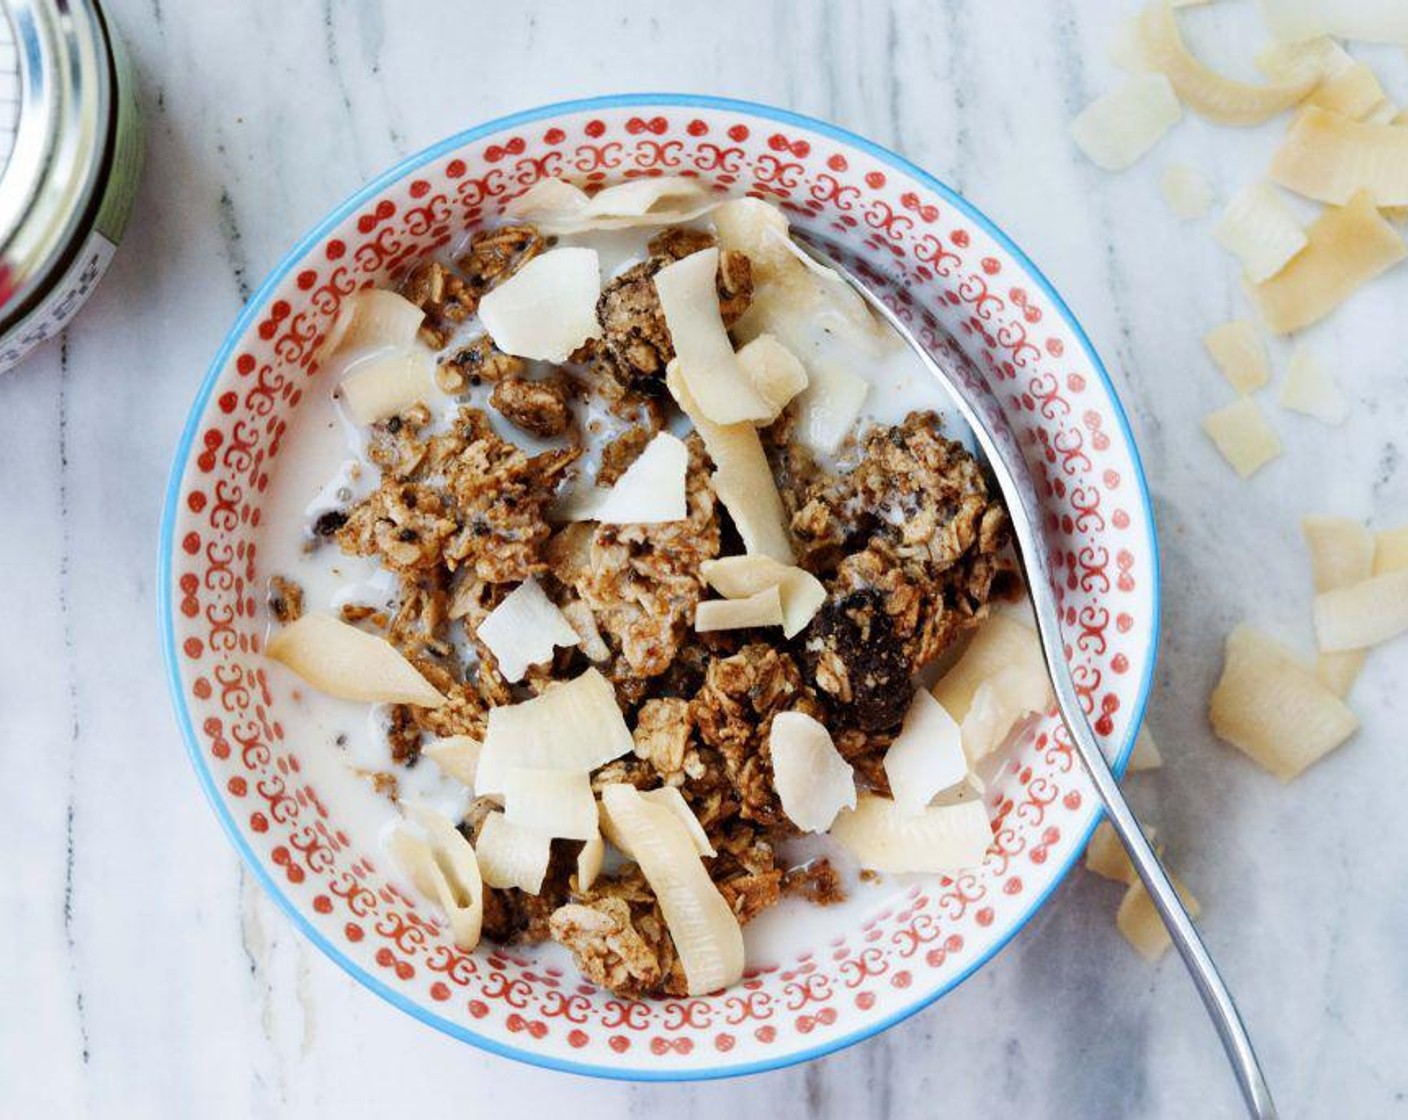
[299,218,1009,1000]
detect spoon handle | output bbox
[798,239,1277,1119]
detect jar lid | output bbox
[0,0,110,318]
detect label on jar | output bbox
[0,231,116,372]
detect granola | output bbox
[274,195,1013,1002]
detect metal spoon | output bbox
[796,239,1277,1120]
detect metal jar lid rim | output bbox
[0,0,111,319]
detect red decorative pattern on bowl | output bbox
[160,96,1157,1079]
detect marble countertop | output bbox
[3,1,1406,1116]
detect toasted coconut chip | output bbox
[475,811,553,895]
[576,835,605,891]
[1161,164,1215,219]
[1255,37,1355,87]
[549,479,610,523]
[1301,516,1374,592]
[266,613,446,708]
[699,555,825,639]
[735,334,809,421]
[1117,875,1201,963]
[1212,182,1308,283]
[792,357,871,455]
[424,735,482,788]
[1245,190,1407,332]
[932,613,1049,722]
[711,197,794,279]
[1364,100,1400,125]
[769,711,857,833]
[338,347,436,426]
[1270,106,1408,206]
[1202,320,1271,393]
[594,431,690,525]
[694,586,785,632]
[1085,820,1154,884]
[655,248,774,425]
[961,663,1055,763]
[830,793,993,875]
[1314,569,1408,651]
[389,805,483,950]
[475,576,580,683]
[325,287,425,360]
[507,176,713,234]
[1139,1,1317,125]
[1209,623,1358,780]
[666,362,795,563]
[1304,63,1389,119]
[883,691,970,817]
[1257,0,1408,46]
[501,766,599,841]
[476,668,633,796]
[1302,517,1373,695]
[599,784,744,995]
[1278,345,1348,424]
[477,247,602,362]
[1374,525,1408,574]
[1070,72,1182,170]
[598,786,715,858]
[1201,397,1283,478]
[1128,726,1164,772]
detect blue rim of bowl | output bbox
[159,92,1161,1082]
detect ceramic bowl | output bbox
[160,94,1159,1079]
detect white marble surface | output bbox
[3,1,1406,1116]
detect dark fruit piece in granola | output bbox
[801,587,912,732]
[267,575,304,623]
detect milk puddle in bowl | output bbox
[257,219,983,973]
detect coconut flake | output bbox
[1305,63,1389,119]
[506,176,713,234]
[666,362,794,563]
[961,663,1055,763]
[475,668,633,795]
[477,247,602,362]
[792,357,871,455]
[883,691,971,817]
[602,786,714,859]
[1202,320,1271,393]
[1209,623,1358,779]
[655,248,774,425]
[1161,165,1215,219]
[1070,73,1182,170]
[576,835,605,891]
[389,805,483,950]
[1270,105,1408,206]
[266,613,446,708]
[594,431,689,524]
[1128,727,1164,772]
[768,711,857,833]
[695,586,785,632]
[475,577,580,682]
[424,735,482,788]
[1255,36,1355,86]
[338,347,436,426]
[735,334,809,420]
[1281,346,1349,424]
[475,812,553,894]
[501,766,599,841]
[1374,525,1408,574]
[1314,569,1408,650]
[1201,398,1283,478]
[1139,0,1318,125]
[830,793,993,874]
[1212,183,1309,283]
[1257,0,1408,46]
[1085,820,1149,885]
[1246,190,1406,333]
[699,555,825,639]
[599,784,744,995]
[1117,875,1201,963]
[325,287,425,360]
[932,613,1050,723]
